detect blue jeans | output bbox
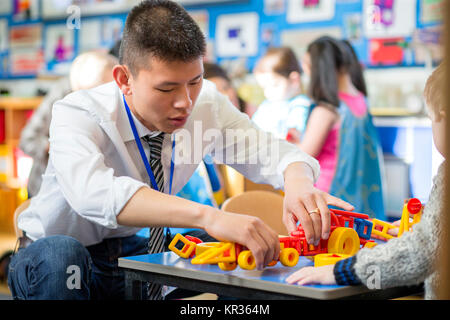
[7,234,148,300]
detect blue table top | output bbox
[119,252,370,299]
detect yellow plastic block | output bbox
[371,219,396,240]
[279,248,299,267]
[314,253,351,267]
[364,241,378,249]
[327,227,360,255]
[195,242,222,256]
[218,261,237,271]
[398,202,423,237]
[237,250,256,270]
[191,242,236,265]
[168,233,197,258]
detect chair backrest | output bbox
[13,199,31,238]
[221,191,288,235]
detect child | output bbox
[288,36,385,219]
[19,50,118,198]
[252,47,311,140]
[286,61,447,300]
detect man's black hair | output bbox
[119,0,206,76]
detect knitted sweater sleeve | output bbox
[334,162,445,289]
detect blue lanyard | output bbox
[122,95,175,195]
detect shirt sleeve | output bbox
[211,90,320,190]
[49,95,148,229]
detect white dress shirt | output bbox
[18,80,320,247]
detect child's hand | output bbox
[286,265,336,286]
[286,128,301,144]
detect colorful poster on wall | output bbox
[261,23,278,49]
[420,0,445,24]
[10,24,42,49]
[369,38,413,66]
[264,0,285,15]
[286,0,335,24]
[44,24,75,74]
[413,25,443,64]
[344,13,362,43]
[10,49,45,75]
[9,23,43,75]
[216,12,259,57]
[281,27,342,60]
[12,0,40,22]
[363,0,416,38]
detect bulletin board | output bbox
[0,0,444,80]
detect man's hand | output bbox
[203,209,280,270]
[283,162,354,245]
[286,264,336,286]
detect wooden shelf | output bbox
[0,97,43,110]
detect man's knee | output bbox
[8,235,92,300]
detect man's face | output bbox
[128,57,204,133]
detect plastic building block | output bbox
[195,242,222,256]
[327,227,360,255]
[363,241,377,248]
[398,198,423,237]
[279,248,299,267]
[353,218,373,240]
[191,242,236,265]
[168,233,197,258]
[314,253,351,267]
[237,250,256,270]
[371,219,396,240]
[218,261,237,271]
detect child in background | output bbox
[286,62,447,300]
[19,50,118,198]
[288,36,385,219]
[252,47,311,140]
[203,62,242,111]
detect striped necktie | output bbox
[142,132,165,300]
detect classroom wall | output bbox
[0,0,444,82]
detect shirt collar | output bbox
[117,93,162,142]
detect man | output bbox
[8,0,352,300]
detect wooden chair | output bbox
[13,199,31,239]
[221,190,288,236]
[217,164,284,198]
